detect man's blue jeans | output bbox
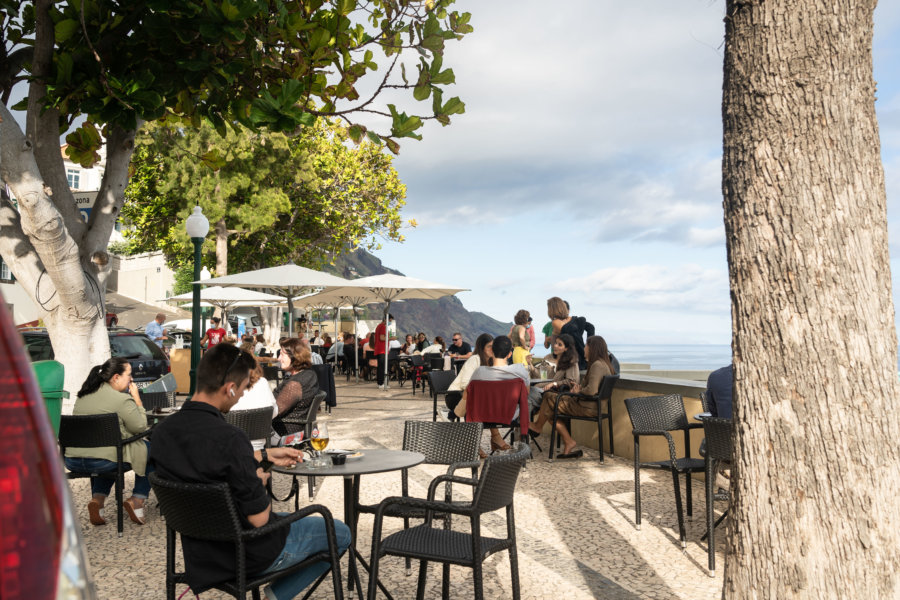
[64,441,153,499]
[260,514,351,600]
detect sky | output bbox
[360,1,900,347]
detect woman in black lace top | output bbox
[271,338,319,435]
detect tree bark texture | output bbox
[0,0,132,401]
[722,1,900,597]
[215,217,228,276]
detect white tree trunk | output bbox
[0,2,135,400]
[259,305,284,350]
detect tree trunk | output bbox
[722,1,900,596]
[215,217,228,276]
[259,305,283,350]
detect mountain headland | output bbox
[324,249,511,342]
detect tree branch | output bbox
[83,125,138,251]
[26,0,85,240]
[0,195,45,296]
[0,101,101,323]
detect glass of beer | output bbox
[309,423,330,468]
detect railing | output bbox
[565,373,707,462]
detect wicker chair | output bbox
[59,413,151,536]
[367,442,531,600]
[149,473,344,600]
[275,390,326,438]
[427,370,456,422]
[225,407,274,445]
[357,421,483,575]
[138,389,174,411]
[547,374,619,462]
[624,394,705,548]
[261,364,282,385]
[701,416,732,577]
[407,355,427,394]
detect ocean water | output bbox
[609,344,732,371]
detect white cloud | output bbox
[556,264,728,313]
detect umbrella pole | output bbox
[382,302,390,389]
[354,307,359,384]
[286,295,294,337]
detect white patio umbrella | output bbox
[165,286,285,330]
[293,288,375,382]
[318,274,469,388]
[197,264,350,335]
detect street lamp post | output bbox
[185,206,209,396]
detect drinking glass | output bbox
[310,423,330,468]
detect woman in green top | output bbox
[64,357,151,526]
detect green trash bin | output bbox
[32,360,69,436]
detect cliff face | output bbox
[324,249,511,342]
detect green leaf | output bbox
[221,0,240,21]
[55,53,74,85]
[337,0,357,15]
[366,131,381,145]
[348,125,364,143]
[54,18,79,43]
[200,149,226,170]
[430,68,455,85]
[441,96,465,115]
[413,84,430,101]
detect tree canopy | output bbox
[15,0,472,163]
[0,0,471,399]
[121,118,408,273]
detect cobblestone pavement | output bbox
[73,379,725,599]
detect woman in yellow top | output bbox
[509,309,531,365]
[64,357,152,526]
[528,335,616,458]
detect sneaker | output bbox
[438,408,451,422]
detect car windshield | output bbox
[110,335,165,360]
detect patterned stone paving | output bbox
[73,379,724,599]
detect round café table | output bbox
[270,449,425,599]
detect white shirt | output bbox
[310,352,323,365]
[230,377,278,450]
[448,354,481,393]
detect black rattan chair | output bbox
[261,364,282,385]
[357,421,483,576]
[548,374,619,462]
[59,413,151,536]
[312,363,337,413]
[427,371,456,422]
[225,407,274,445]
[367,442,531,600]
[701,416,732,577]
[624,394,705,548]
[276,390,326,438]
[139,389,174,411]
[404,355,426,394]
[274,390,326,501]
[149,472,344,600]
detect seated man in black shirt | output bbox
[447,332,473,359]
[150,344,350,600]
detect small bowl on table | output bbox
[330,453,347,466]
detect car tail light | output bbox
[0,296,95,599]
